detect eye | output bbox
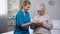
[27,6,30,8]
[38,10,42,12]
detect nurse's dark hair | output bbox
[21,0,31,9]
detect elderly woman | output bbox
[30,4,53,34]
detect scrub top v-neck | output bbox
[14,10,31,34]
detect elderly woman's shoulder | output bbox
[45,14,52,18]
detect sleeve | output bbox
[42,16,53,30]
[16,11,23,27]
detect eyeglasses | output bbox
[38,10,42,12]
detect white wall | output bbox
[0,0,8,33]
[0,0,7,15]
[29,0,60,20]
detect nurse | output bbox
[14,0,32,34]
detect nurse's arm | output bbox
[16,11,32,28]
[21,22,33,27]
[16,14,32,28]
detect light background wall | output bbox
[0,0,7,15]
[29,0,60,20]
[0,0,8,33]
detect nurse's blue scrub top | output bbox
[14,10,31,34]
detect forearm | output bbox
[21,22,32,27]
[42,21,53,30]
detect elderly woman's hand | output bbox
[33,19,42,24]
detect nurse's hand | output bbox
[21,22,34,27]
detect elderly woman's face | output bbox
[37,7,44,15]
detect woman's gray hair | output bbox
[39,4,45,13]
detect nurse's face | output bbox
[24,4,31,11]
[37,7,44,15]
